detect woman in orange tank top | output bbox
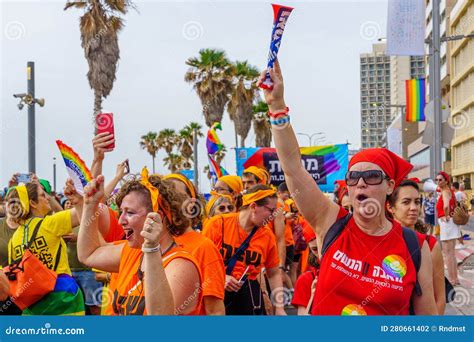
[77,168,202,315]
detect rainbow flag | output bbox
[405,79,426,122]
[206,123,224,155]
[56,140,92,195]
[208,154,228,182]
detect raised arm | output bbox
[258,60,340,238]
[77,176,123,272]
[90,133,115,178]
[104,160,128,199]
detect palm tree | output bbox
[64,0,133,126]
[139,131,159,173]
[178,122,203,169]
[252,101,272,147]
[156,129,178,155]
[185,49,233,127]
[163,153,183,173]
[227,61,260,147]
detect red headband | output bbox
[438,171,450,184]
[349,148,413,187]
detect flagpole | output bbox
[193,127,199,191]
[432,0,442,179]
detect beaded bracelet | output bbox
[270,116,290,126]
[268,106,289,118]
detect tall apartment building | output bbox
[450,0,474,193]
[360,43,391,149]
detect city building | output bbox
[450,0,474,196]
[360,43,391,149]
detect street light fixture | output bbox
[297,132,324,146]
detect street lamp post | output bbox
[13,61,45,173]
[297,132,324,146]
[53,157,57,192]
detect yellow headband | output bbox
[163,174,196,199]
[16,184,30,216]
[140,167,172,222]
[205,194,233,216]
[218,175,243,194]
[243,166,269,184]
[242,189,276,206]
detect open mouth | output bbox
[356,194,369,202]
[123,228,134,240]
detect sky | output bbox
[0,0,388,193]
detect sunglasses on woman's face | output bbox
[345,170,389,186]
[217,205,235,212]
[435,178,444,182]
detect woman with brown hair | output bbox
[163,173,226,315]
[77,169,202,315]
[202,184,285,315]
[388,180,446,314]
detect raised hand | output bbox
[64,178,83,206]
[83,176,105,205]
[115,159,129,180]
[92,132,115,161]
[141,212,165,249]
[257,59,286,113]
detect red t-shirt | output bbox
[436,190,455,218]
[291,267,318,308]
[104,207,125,243]
[312,216,420,316]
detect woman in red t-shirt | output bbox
[435,172,460,285]
[258,60,437,315]
[388,180,446,314]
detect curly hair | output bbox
[166,177,206,228]
[115,175,191,236]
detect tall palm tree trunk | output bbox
[240,135,246,148]
[152,155,156,173]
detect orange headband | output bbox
[163,174,196,199]
[140,167,172,222]
[242,189,276,206]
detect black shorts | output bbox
[293,252,302,263]
[285,245,295,268]
[224,279,266,315]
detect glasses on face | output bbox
[345,170,389,186]
[262,205,277,215]
[217,205,235,212]
[435,178,444,182]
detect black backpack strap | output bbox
[26,219,44,250]
[402,227,422,297]
[53,242,62,272]
[225,225,259,275]
[321,213,352,258]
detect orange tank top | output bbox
[111,243,202,315]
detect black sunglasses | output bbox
[217,205,235,212]
[345,170,389,186]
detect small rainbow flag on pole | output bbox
[206,122,224,155]
[208,154,228,182]
[56,140,92,195]
[405,78,426,122]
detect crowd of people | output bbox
[0,61,472,316]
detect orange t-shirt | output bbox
[282,202,295,247]
[111,242,202,316]
[101,240,126,316]
[175,230,225,312]
[202,213,279,281]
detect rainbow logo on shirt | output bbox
[341,304,367,316]
[382,255,407,279]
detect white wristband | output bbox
[142,244,161,254]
